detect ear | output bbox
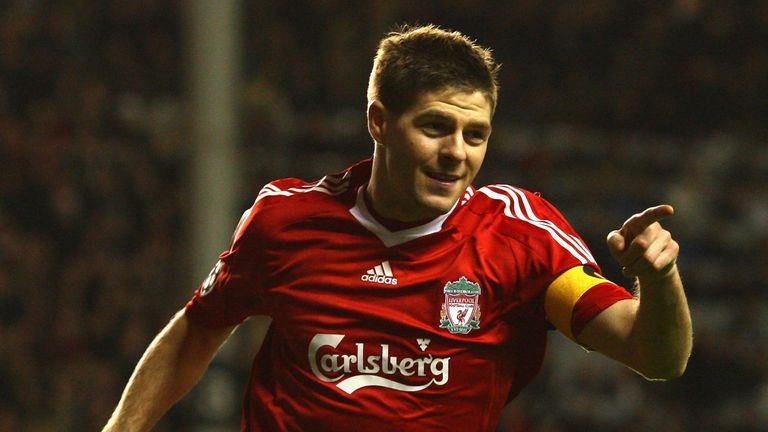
[367,100,387,145]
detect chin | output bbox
[418,195,459,217]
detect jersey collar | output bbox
[348,185,459,247]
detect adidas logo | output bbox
[361,261,398,285]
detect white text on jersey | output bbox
[361,260,398,285]
[308,334,450,394]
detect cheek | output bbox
[386,142,421,180]
[467,145,487,170]
[391,135,432,166]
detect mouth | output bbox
[424,170,462,185]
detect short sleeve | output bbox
[544,265,635,341]
[476,186,634,340]
[185,203,269,328]
[571,281,636,338]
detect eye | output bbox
[422,122,449,136]
[464,130,487,144]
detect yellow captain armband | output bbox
[544,266,609,341]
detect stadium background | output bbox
[1,1,767,430]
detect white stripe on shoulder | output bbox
[255,188,293,204]
[231,208,253,244]
[495,185,596,263]
[324,172,348,185]
[255,176,350,204]
[259,184,281,194]
[288,176,349,196]
[460,187,475,205]
[478,186,590,264]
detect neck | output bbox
[367,150,429,222]
[363,187,435,231]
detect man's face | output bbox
[369,88,492,221]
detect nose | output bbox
[439,132,467,162]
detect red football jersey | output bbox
[186,159,630,431]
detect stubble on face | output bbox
[368,89,492,222]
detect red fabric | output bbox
[185,159,627,432]
[571,282,636,338]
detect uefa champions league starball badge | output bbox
[200,260,224,296]
[439,276,482,334]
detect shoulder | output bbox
[255,172,352,208]
[244,171,353,232]
[465,184,569,226]
[234,162,368,246]
[252,159,369,211]
[460,184,596,266]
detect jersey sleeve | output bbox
[485,185,601,279]
[185,190,273,328]
[526,193,636,341]
[544,265,635,341]
[480,186,635,341]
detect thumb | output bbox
[606,230,625,261]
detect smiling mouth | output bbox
[425,171,461,183]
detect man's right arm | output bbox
[102,309,237,432]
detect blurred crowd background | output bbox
[1,1,767,431]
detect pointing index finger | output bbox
[621,204,674,239]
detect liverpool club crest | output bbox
[439,276,482,334]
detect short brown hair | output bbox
[367,24,500,116]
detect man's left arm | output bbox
[577,205,693,380]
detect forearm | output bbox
[103,310,233,432]
[590,205,693,379]
[629,265,692,379]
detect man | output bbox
[103,25,692,431]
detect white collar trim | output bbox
[348,185,457,247]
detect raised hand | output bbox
[606,205,679,282]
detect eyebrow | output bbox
[414,110,492,131]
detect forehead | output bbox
[404,89,493,126]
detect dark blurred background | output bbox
[1,1,767,431]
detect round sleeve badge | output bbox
[200,260,224,296]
